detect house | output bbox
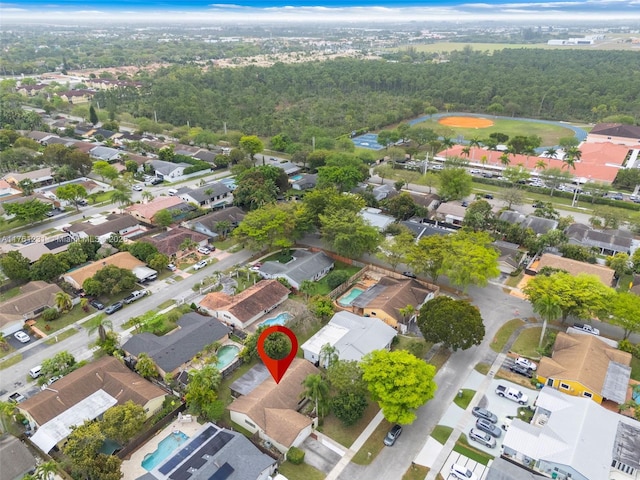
[434,202,467,225]
[292,173,318,191]
[0,281,63,336]
[0,434,37,480]
[359,207,395,231]
[500,386,640,480]
[0,180,22,202]
[125,196,186,223]
[270,161,300,176]
[257,250,334,289]
[176,182,231,209]
[587,123,640,146]
[400,219,457,239]
[89,145,121,162]
[62,251,156,291]
[352,183,396,201]
[199,280,290,329]
[302,311,397,367]
[83,128,116,141]
[536,332,632,404]
[56,89,94,104]
[532,253,616,287]
[64,213,144,244]
[565,223,632,255]
[149,160,191,181]
[349,276,438,331]
[18,84,47,96]
[498,211,559,235]
[408,192,440,211]
[3,167,54,187]
[492,240,523,275]
[16,234,74,263]
[187,206,245,239]
[122,313,230,376]
[137,422,277,480]
[141,227,209,258]
[18,356,166,453]
[228,358,319,454]
[192,149,217,163]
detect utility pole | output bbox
[223,122,227,135]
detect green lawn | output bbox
[303,261,362,297]
[263,250,294,263]
[454,434,494,466]
[475,363,491,375]
[318,402,380,448]
[212,237,239,251]
[431,425,453,445]
[44,328,78,345]
[351,419,392,465]
[630,356,640,382]
[490,319,525,353]
[393,335,431,358]
[453,389,476,410]
[617,273,634,292]
[0,354,22,370]
[277,461,325,480]
[156,300,175,310]
[32,304,91,335]
[511,327,543,358]
[0,286,21,302]
[216,360,258,427]
[403,464,430,480]
[429,347,452,371]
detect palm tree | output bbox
[301,373,330,418]
[533,295,562,348]
[0,400,16,433]
[35,461,58,480]
[86,313,113,343]
[522,145,536,169]
[299,280,315,300]
[535,159,547,172]
[179,238,198,252]
[461,146,471,158]
[544,147,558,166]
[563,146,581,171]
[469,137,482,161]
[80,297,89,312]
[399,304,416,325]
[111,189,132,212]
[141,190,154,203]
[441,137,454,158]
[215,220,232,240]
[480,155,489,174]
[54,291,72,313]
[499,152,511,168]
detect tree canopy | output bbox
[417,297,485,351]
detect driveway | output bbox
[441,451,490,480]
[300,436,343,475]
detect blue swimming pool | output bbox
[290,174,303,181]
[142,431,189,471]
[216,345,240,370]
[260,312,291,327]
[338,287,364,307]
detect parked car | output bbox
[77,199,88,206]
[469,428,496,448]
[402,271,417,279]
[104,302,123,315]
[193,260,208,271]
[89,299,105,310]
[41,375,62,390]
[450,464,478,480]
[471,407,498,423]
[475,418,502,438]
[495,385,529,405]
[510,363,534,378]
[45,210,55,217]
[167,263,177,271]
[14,331,30,343]
[573,323,600,335]
[9,392,26,404]
[197,246,212,255]
[150,177,163,185]
[383,424,403,446]
[132,184,143,191]
[123,290,147,304]
[461,200,469,207]
[514,357,537,371]
[484,193,494,199]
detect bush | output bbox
[325,270,351,290]
[287,446,305,465]
[331,391,368,426]
[41,308,60,322]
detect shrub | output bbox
[41,308,60,322]
[331,391,368,426]
[287,446,305,465]
[325,270,351,290]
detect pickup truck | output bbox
[573,323,600,335]
[123,290,147,304]
[495,385,529,405]
[9,392,26,404]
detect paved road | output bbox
[0,247,252,400]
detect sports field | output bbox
[424,116,577,147]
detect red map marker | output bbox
[257,325,298,384]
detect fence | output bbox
[221,357,244,379]
[327,265,371,300]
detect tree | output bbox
[327,360,367,395]
[89,105,99,125]
[17,178,35,195]
[533,295,562,348]
[185,365,222,418]
[86,313,113,343]
[135,352,158,379]
[82,265,137,296]
[405,235,448,282]
[54,291,72,313]
[35,460,58,480]
[417,297,485,351]
[608,291,640,340]
[64,241,89,266]
[309,295,335,321]
[317,165,364,192]
[437,167,472,200]
[442,231,500,291]
[148,252,170,272]
[301,373,330,418]
[376,228,414,271]
[153,208,173,227]
[41,351,76,379]
[63,421,105,477]
[540,167,572,196]
[56,184,88,211]
[331,391,368,426]
[523,272,613,324]
[110,189,132,210]
[30,253,69,282]
[0,250,31,281]
[239,135,264,164]
[102,401,146,444]
[383,192,418,220]
[501,187,524,209]
[361,350,437,424]
[233,167,280,209]
[4,199,51,223]
[263,332,292,360]
[502,165,530,187]
[240,325,267,361]
[606,253,631,278]
[320,208,380,259]
[92,160,119,182]
[463,199,494,232]
[233,203,300,251]
[128,241,158,262]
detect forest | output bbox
[93,49,640,141]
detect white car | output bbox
[515,357,537,371]
[193,260,207,271]
[450,464,478,480]
[132,184,143,191]
[14,331,31,343]
[197,246,211,255]
[167,263,177,271]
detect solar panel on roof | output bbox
[199,431,233,458]
[209,463,234,480]
[160,426,218,474]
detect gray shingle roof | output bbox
[499,211,558,235]
[192,206,245,231]
[149,160,190,176]
[122,313,230,373]
[566,223,632,253]
[177,182,230,203]
[89,146,121,160]
[0,434,36,480]
[259,250,334,286]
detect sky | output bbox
[2,0,640,24]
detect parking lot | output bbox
[442,451,490,480]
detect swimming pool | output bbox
[260,312,292,327]
[142,431,189,471]
[290,174,303,181]
[338,287,364,307]
[216,345,240,370]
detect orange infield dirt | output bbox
[438,116,495,128]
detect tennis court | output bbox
[352,133,384,150]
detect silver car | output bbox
[472,407,498,423]
[476,418,502,438]
[469,428,496,448]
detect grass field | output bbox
[453,389,476,410]
[418,116,576,147]
[511,327,543,358]
[491,319,525,353]
[352,419,392,465]
[391,39,639,53]
[403,464,431,480]
[431,425,453,445]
